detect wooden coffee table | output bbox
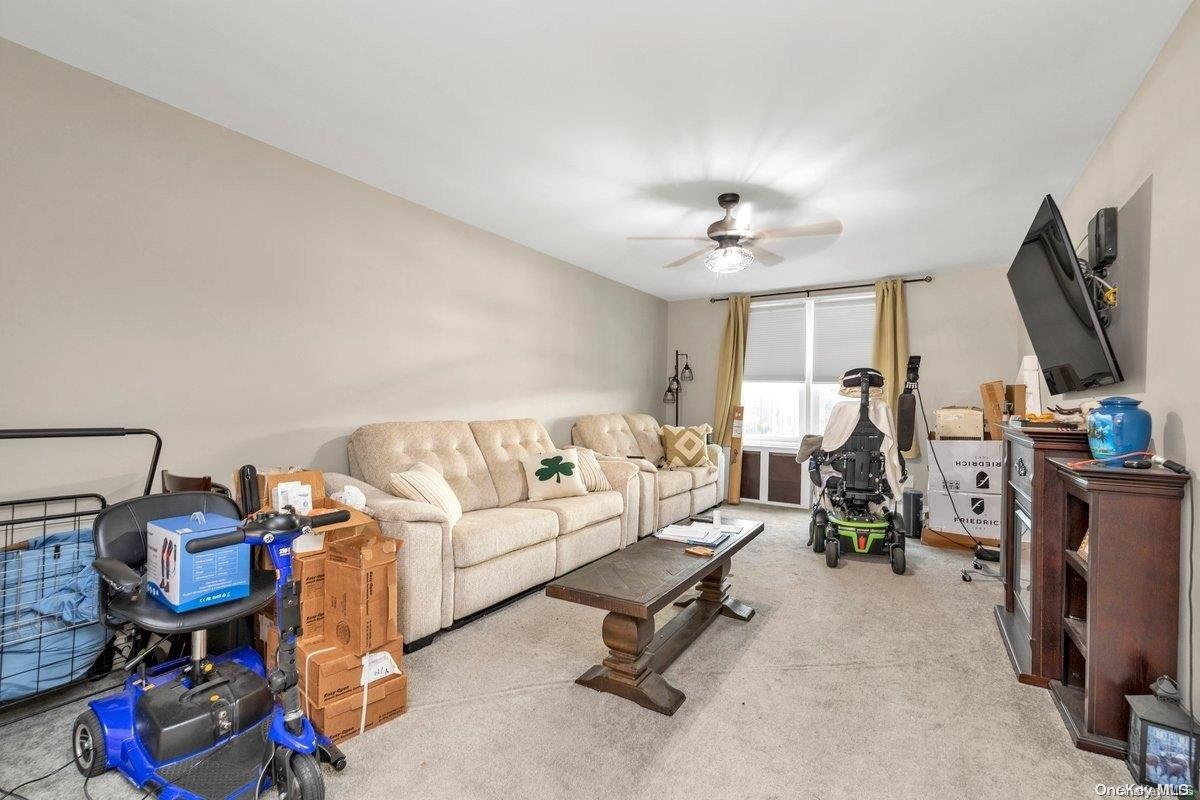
[546,518,763,715]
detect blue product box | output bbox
[145,512,250,612]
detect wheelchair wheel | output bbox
[811,517,826,553]
[288,753,325,800]
[891,545,906,575]
[825,538,839,568]
[73,710,108,777]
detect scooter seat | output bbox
[107,570,277,634]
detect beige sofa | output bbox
[571,413,723,536]
[323,418,639,645]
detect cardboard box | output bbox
[239,468,380,551]
[927,439,1003,495]
[310,671,408,743]
[935,406,984,440]
[927,488,1002,542]
[296,636,405,708]
[325,534,399,655]
[145,513,250,612]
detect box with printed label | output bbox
[324,534,399,656]
[296,636,405,708]
[927,439,1004,495]
[927,488,1002,542]
[145,513,250,612]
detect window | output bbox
[742,294,876,445]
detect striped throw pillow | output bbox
[566,447,611,492]
[388,462,463,526]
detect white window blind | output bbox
[811,297,875,382]
[743,302,807,382]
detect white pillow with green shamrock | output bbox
[520,449,588,501]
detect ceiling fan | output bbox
[630,192,843,273]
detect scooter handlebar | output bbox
[185,529,248,554]
[307,510,351,529]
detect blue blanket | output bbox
[1,529,111,702]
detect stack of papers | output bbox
[655,523,741,546]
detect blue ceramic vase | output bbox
[1086,396,1152,459]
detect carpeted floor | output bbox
[0,505,1131,799]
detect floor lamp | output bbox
[662,350,693,426]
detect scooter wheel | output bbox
[825,538,839,568]
[891,546,906,575]
[961,572,972,582]
[812,518,826,554]
[73,709,108,777]
[288,753,325,800]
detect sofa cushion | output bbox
[656,469,692,499]
[469,419,557,506]
[350,421,500,512]
[624,414,666,465]
[452,507,559,569]
[516,490,623,534]
[572,414,640,458]
[676,465,718,489]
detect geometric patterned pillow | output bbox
[660,424,713,468]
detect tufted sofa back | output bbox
[468,419,557,507]
[622,414,666,465]
[349,420,500,512]
[571,414,640,458]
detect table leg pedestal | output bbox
[576,611,685,715]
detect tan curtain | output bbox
[873,279,919,457]
[713,295,750,447]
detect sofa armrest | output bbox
[707,444,727,503]
[597,459,637,488]
[324,472,449,524]
[706,443,722,468]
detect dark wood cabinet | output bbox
[995,425,1090,687]
[996,420,1189,759]
[1043,458,1188,758]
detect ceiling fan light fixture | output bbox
[704,245,754,274]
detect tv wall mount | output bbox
[1078,206,1119,327]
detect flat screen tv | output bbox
[1006,195,1123,395]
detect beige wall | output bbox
[0,40,666,501]
[666,268,1022,491]
[1016,3,1200,693]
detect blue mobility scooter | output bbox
[72,491,349,800]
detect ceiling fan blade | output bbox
[662,247,712,269]
[754,221,844,241]
[747,245,784,267]
[627,235,711,242]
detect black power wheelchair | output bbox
[802,360,920,575]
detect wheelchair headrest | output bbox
[838,368,885,398]
[841,368,884,388]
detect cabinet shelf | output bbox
[1064,616,1088,658]
[1064,549,1089,581]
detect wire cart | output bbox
[0,428,161,711]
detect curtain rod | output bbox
[708,275,933,303]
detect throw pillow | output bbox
[387,462,463,526]
[521,449,588,501]
[566,447,611,492]
[660,424,714,468]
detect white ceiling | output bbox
[1,1,1190,300]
